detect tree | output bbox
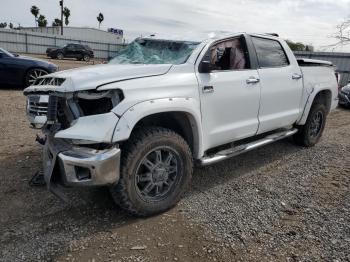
[286,40,305,51]
[286,40,314,52]
[63,7,70,26]
[9,22,13,29]
[30,5,40,27]
[97,12,104,29]
[330,18,350,48]
[0,22,7,28]
[37,15,47,27]
[52,18,62,27]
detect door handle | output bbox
[246,77,260,84]
[202,85,214,93]
[292,74,302,80]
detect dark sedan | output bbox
[339,84,350,108]
[0,48,58,87]
[46,43,94,62]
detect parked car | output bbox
[0,48,58,87]
[339,83,350,108]
[46,44,94,62]
[24,33,339,216]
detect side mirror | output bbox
[13,53,19,57]
[198,61,213,73]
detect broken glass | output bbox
[109,38,200,65]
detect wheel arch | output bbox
[112,98,203,158]
[297,89,332,125]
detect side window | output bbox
[252,37,289,68]
[209,37,250,71]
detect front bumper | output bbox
[43,137,121,191]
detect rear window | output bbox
[252,37,289,68]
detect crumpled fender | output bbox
[111,97,204,158]
[55,112,119,143]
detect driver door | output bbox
[64,44,75,58]
[0,52,5,85]
[196,36,261,150]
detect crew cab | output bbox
[24,33,338,216]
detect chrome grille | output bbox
[27,95,49,116]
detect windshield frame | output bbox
[109,38,201,65]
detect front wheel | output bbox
[294,102,327,147]
[25,68,48,87]
[110,127,193,217]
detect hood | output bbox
[24,63,172,93]
[19,55,53,64]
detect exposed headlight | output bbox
[74,89,124,116]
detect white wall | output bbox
[20,27,123,44]
[0,28,125,59]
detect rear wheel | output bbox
[294,102,327,147]
[25,68,48,87]
[56,52,64,60]
[110,127,193,217]
[83,54,90,62]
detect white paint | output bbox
[24,33,338,160]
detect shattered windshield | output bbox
[109,38,200,65]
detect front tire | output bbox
[25,68,48,87]
[294,102,327,147]
[110,127,193,217]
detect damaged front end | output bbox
[24,84,124,199]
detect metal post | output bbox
[25,33,28,53]
[60,0,64,35]
[108,43,111,59]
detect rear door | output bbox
[196,35,262,150]
[251,36,303,134]
[64,44,75,58]
[74,44,84,58]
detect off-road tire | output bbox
[110,127,193,217]
[294,101,327,147]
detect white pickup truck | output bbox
[24,33,338,216]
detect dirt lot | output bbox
[0,57,349,261]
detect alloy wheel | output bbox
[309,111,324,138]
[135,147,179,201]
[83,55,90,62]
[27,69,48,85]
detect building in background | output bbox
[19,26,124,44]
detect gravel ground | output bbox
[0,56,349,261]
[184,108,350,261]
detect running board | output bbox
[200,129,298,166]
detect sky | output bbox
[1,0,350,50]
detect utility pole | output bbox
[60,0,63,35]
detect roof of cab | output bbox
[140,32,280,43]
